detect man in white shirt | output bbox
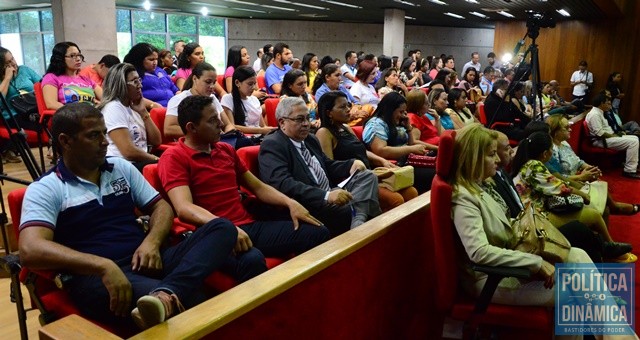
[570,60,593,102]
[340,51,357,89]
[462,52,481,75]
[252,48,263,72]
[585,91,640,178]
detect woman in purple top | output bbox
[42,41,102,110]
[124,43,178,107]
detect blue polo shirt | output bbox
[264,63,292,94]
[20,157,161,262]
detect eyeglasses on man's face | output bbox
[65,54,85,61]
[283,115,311,124]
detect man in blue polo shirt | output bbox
[18,103,237,330]
[264,42,292,94]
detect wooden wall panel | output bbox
[493,0,640,121]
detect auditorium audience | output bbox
[511,131,632,259]
[484,79,529,141]
[19,102,233,330]
[98,63,161,171]
[158,95,329,273]
[165,62,233,139]
[362,92,435,193]
[546,114,640,217]
[79,54,120,88]
[450,123,592,306]
[259,97,380,235]
[124,43,178,108]
[221,66,275,135]
[315,91,418,212]
[42,41,103,110]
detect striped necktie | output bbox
[300,143,331,191]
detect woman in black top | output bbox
[315,91,418,211]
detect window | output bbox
[0,9,53,75]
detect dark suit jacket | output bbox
[259,129,354,210]
[492,170,523,219]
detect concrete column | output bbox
[383,8,405,58]
[51,0,117,64]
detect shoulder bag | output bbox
[544,194,584,214]
[512,202,571,263]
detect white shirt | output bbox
[252,58,262,73]
[570,70,593,96]
[220,94,262,127]
[340,63,357,88]
[462,61,481,75]
[349,81,380,108]
[102,101,147,158]
[166,90,223,118]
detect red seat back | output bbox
[430,130,458,311]
[236,145,260,176]
[351,126,364,141]
[257,74,266,90]
[217,74,225,88]
[477,102,487,126]
[264,98,280,127]
[567,118,582,154]
[150,107,175,145]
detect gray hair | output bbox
[97,63,137,110]
[275,97,307,120]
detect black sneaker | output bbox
[622,171,640,179]
[602,242,633,259]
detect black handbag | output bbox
[544,194,584,213]
[10,92,40,122]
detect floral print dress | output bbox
[512,159,572,211]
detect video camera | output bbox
[526,10,556,30]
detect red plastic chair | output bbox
[264,98,280,127]
[429,131,553,338]
[217,74,225,88]
[4,188,134,338]
[149,107,177,152]
[579,119,623,168]
[142,164,285,293]
[257,74,266,90]
[351,125,364,141]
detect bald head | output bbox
[496,132,513,168]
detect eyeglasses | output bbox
[65,54,85,61]
[126,78,142,86]
[283,115,311,124]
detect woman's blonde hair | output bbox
[546,114,567,139]
[451,123,498,195]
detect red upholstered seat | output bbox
[429,131,552,337]
[257,74,266,90]
[264,98,280,127]
[578,119,623,168]
[351,126,363,141]
[236,145,260,176]
[149,107,177,152]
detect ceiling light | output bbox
[405,16,416,20]
[21,3,50,7]
[261,5,297,11]
[469,11,488,18]
[444,12,465,19]
[200,6,208,16]
[465,0,479,3]
[232,7,267,13]
[191,2,227,8]
[273,0,328,10]
[497,11,514,18]
[395,0,419,6]
[319,0,362,9]
[223,0,255,5]
[427,0,448,5]
[143,0,151,11]
[556,9,571,17]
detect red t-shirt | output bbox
[158,138,254,226]
[408,113,440,145]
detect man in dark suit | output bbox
[259,97,380,236]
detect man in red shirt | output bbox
[158,95,329,267]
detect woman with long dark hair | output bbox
[42,41,102,110]
[374,68,407,98]
[221,65,275,135]
[281,69,319,129]
[124,43,178,108]
[224,45,250,93]
[315,91,418,211]
[301,52,318,92]
[175,42,226,99]
[445,88,477,129]
[362,92,434,193]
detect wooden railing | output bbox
[39,193,440,339]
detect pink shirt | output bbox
[41,73,97,105]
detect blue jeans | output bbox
[240,220,330,257]
[67,218,237,326]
